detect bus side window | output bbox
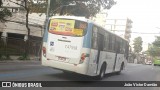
[120,39,123,53]
[116,37,120,53]
[108,34,116,52]
[112,35,116,52]
[108,34,112,51]
[121,40,125,54]
[97,33,104,51]
[103,32,109,51]
[125,42,129,59]
[91,26,98,49]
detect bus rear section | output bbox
[41,18,90,75]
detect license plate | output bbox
[58,57,66,62]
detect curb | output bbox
[0,60,41,63]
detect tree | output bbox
[153,36,160,47]
[133,37,143,53]
[148,36,160,57]
[8,0,34,59]
[0,0,12,22]
[48,0,116,18]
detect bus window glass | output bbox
[48,19,87,37]
[125,42,129,59]
[120,39,123,53]
[91,26,98,49]
[112,35,116,52]
[103,32,109,51]
[116,37,120,53]
[108,34,112,51]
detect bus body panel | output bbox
[115,54,124,71]
[87,49,98,76]
[100,52,116,73]
[41,16,129,77]
[47,33,83,64]
[42,47,90,75]
[86,51,125,76]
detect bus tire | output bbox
[63,71,72,74]
[117,62,124,75]
[97,63,106,80]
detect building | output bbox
[105,18,132,42]
[1,0,45,37]
[90,10,108,27]
[0,0,46,59]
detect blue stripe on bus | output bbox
[83,23,93,48]
[43,20,49,42]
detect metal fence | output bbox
[0,36,42,60]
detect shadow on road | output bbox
[45,71,121,81]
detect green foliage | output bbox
[0,0,2,6]
[0,7,12,22]
[18,53,30,60]
[0,0,12,22]
[130,52,136,60]
[148,46,160,57]
[0,54,2,60]
[148,36,160,57]
[27,0,116,18]
[2,0,116,20]
[133,37,143,53]
[153,36,160,47]
[0,54,11,60]
[49,0,116,18]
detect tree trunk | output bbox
[24,0,30,59]
[59,6,65,15]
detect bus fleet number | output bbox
[65,45,77,50]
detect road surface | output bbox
[0,61,160,90]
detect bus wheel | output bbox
[63,71,72,74]
[117,63,124,75]
[97,63,106,80]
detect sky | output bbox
[106,0,160,51]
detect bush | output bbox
[0,54,11,60]
[18,54,30,60]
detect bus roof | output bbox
[50,16,128,42]
[50,16,89,22]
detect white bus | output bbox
[41,16,129,79]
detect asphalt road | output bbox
[0,61,160,90]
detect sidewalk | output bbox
[0,56,41,63]
[0,59,40,63]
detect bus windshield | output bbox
[48,18,88,37]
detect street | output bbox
[0,61,160,90]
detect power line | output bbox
[109,30,160,34]
[132,32,160,34]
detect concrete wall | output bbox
[1,13,45,37]
[1,0,46,37]
[2,0,21,7]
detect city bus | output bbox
[41,16,129,79]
